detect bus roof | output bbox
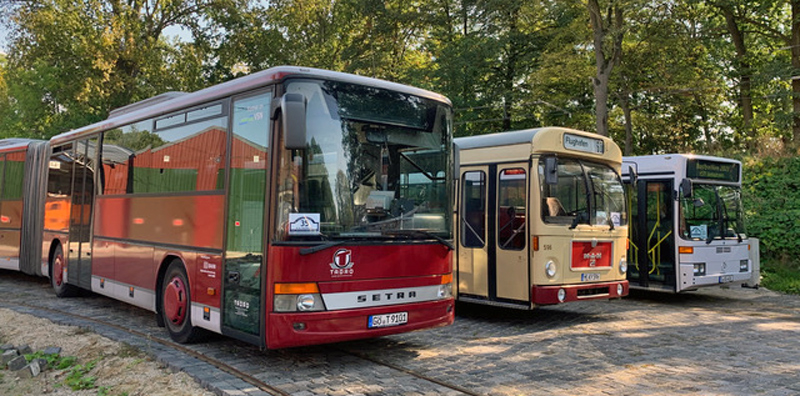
[622,154,742,184]
[454,127,622,164]
[0,138,44,153]
[50,66,452,146]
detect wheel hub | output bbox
[164,277,187,325]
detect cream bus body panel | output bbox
[529,162,628,287]
[455,127,629,307]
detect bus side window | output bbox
[461,171,486,248]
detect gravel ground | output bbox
[0,308,214,396]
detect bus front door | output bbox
[629,179,676,291]
[458,164,530,306]
[221,92,271,346]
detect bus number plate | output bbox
[581,273,601,282]
[719,275,734,283]
[368,312,408,328]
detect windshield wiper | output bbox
[299,240,348,256]
[384,229,454,250]
[569,212,588,230]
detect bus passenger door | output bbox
[457,164,529,304]
[630,180,676,290]
[458,168,489,299]
[222,91,271,345]
[494,165,529,302]
[68,138,97,290]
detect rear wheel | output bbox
[161,260,201,343]
[51,244,78,297]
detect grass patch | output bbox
[761,260,800,295]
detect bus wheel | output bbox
[51,244,78,297]
[161,260,200,343]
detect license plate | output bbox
[368,312,408,328]
[581,273,601,282]
[719,275,734,283]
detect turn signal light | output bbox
[275,283,320,295]
[679,246,694,254]
[440,273,453,285]
[532,236,539,251]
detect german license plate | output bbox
[581,273,601,282]
[368,312,408,328]
[719,275,734,283]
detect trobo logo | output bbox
[329,248,355,277]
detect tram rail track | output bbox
[1,299,482,396]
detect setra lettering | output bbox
[356,291,417,304]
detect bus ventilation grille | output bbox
[577,287,609,298]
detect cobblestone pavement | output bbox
[2,270,799,396]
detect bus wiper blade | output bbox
[299,240,347,256]
[569,212,587,230]
[384,230,454,250]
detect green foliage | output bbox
[63,359,98,391]
[24,350,63,368]
[760,260,800,295]
[742,156,800,262]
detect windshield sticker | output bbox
[610,212,622,227]
[288,213,321,235]
[690,225,708,240]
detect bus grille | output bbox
[577,287,609,298]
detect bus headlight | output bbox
[438,283,453,298]
[557,288,567,302]
[740,260,749,272]
[619,258,628,274]
[617,283,624,296]
[546,261,557,278]
[297,294,318,311]
[693,263,706,277]
[274,294,326,312]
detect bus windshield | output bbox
[680,184,745,241]
[539,157,626,228]
[276,79,452,241]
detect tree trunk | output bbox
[587,0,623,137]
[720,5,754,145]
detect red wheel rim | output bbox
[164,277,188,326]
[54,253,64,287]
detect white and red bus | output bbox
[453,128,629,309]
[3,66,455,348]
[622,154,754,292]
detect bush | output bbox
[743,156,800,294]
[743,156,800,262]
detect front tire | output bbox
[160,260,201,343]
[51,244,79,297]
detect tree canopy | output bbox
[0,0,797,157]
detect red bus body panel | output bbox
[265,244,454,349]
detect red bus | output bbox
[4,66,455,348]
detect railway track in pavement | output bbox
[0,271,483,396]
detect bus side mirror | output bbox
[280,93,307,150]
[681,178,693,198]
[544,157,558,185]
[625,165,638,186]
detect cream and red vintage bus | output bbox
[453,127,629,309]
[622,154,754,292]
[1,66,455,348]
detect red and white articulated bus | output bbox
[0,66,455,348]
